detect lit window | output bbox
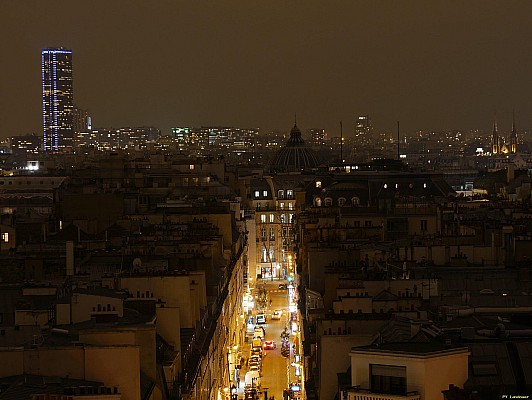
[269,214,275,223]
[280,202,285,210]
[255,190,260,198]
[288,202,293,210]
[287,190,293,198]
[263,190,268,197]
[316,181,322,188]
[2,233,8,243]
[384,184,388,189]
[260,214,266,223]
[189,164,195,170]
[280,214,286,224]
[423,183,427,189]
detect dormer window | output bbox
[338,197,346,207]
[254,190,260,198]
[263,190,268,197]
[324,197,333,206]
[287,190,294,199]
[316,181,322,188]
[278,190,285,199]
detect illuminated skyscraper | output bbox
[354,115,372,139]
[42,48,74,152]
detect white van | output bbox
[245,370,261,388]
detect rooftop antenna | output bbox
[397,120,400,161]
[340,120,343,165]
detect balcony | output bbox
[345,388,421,400]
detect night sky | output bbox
[2,0,532,138]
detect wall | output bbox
[350,349,469,399]
[120,275,200,329]
[0,348,23,376]
[85,346,140,400]
[319,335,375,400]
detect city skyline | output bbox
[2,1,532,138]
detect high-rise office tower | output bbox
[42,47,74,152]
[354,115,372,143]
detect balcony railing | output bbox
[345,388,421,400]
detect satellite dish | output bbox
[133,258,142,268]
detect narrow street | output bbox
[239,279,302,400]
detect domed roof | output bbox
[270,124,320,172]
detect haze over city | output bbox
[2,0,532,138]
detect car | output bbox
[250,347,263,357]
[263,340,276,350]
[256,314,266,324]
[278,284,287,290]
[271,310,282,320]
[249,360,261,370]
[254,326,265,338]
[249,365,260,373]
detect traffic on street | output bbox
[236,279,303,400]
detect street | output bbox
[239,279,300,400]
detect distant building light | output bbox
[400,154,407,159]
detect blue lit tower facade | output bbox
[42,48,74,152]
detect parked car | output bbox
[251,347,263,357]
[278,284,287,290]
[254,326,265,338]
[249,360,261,370]
[271,310,282,320]
[263,340,276,350]
[256,313,266,324]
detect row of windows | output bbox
[315,197,360,207]
[256,202,293,210]
[383,183,427,189]
[260,226,291,239]
[260,247,288,263]
[260,213,294,223]
[254,189,294,199]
